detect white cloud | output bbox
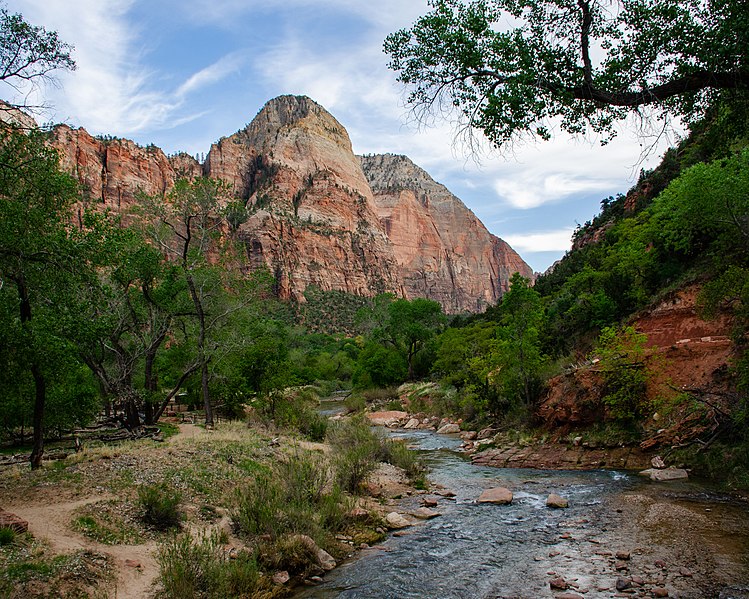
[494,172,618,209]
[503,228,576,253]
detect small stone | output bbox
[616,561,629,571]
[349,508,369,520]
[572,436,583,446]
[631,575,644,585]
[272,571,290,585]
[547,493,569,508]
[678,567,693,577]
[310,576,323,583]
[412,507,440,519]
[436,489,456,498]
[652,588,669,597]
[124,559,142,569]
[550,577,568,590]
[651,456,666,469]
[616,577,632,591]
[616,551,631,560]
[654,560,667,569]
[422,498,438,507]
[478,487,513,504]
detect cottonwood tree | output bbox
[0,128,102,468]
[0,7,75,118]
[385,0,749,151]
[140,178,239,428]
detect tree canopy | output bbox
[385,0,749,150]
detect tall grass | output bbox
[157,530,262,599]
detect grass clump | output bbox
[327,416,426,493]
[138,483,182,530]
[72,501,144,545]
[0,527,15,547]
[157,530,264,599]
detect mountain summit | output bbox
[51,95,532,312]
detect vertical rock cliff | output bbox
[361,154,533,313]
[48,94,531,313]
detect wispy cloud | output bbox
[176,53,244,98]
[6,0,244,136]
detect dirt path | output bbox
[6,495,159,599]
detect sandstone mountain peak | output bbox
[49,96,531,313]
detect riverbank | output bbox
[0,417,425,598]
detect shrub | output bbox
[232,450,348,544]
[157,530,260,599]
[0,527,15,546]
[138,483,182,530]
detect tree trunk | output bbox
[29,363,46,470]
[186,272,213,427]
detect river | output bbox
[299,401,749,598]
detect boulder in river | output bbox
[437,423,461,434]
[639,467,689,481]
[385,512,412,529]
[546,493,569,508]
[403,418,420,429]
[478,487,513,504]
[412,507,441,519]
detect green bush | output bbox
[232,450,348,545]
[0,527,15,546]
[157,530,260,599]
[138,483,182,530]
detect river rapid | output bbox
[299,402,749,599]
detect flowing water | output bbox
[302,402,749,598]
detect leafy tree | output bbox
[0,127,100,467]
[352,342,408,389]
[594,325,649,423]
[491,272,547,411]
[139,178,237,427]
[382,298,446,379]
[0,7,75,115]
[385,0,749,150]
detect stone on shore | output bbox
[0,510,28,534]
[403,418,420,430]
[546,493,569,508]
[437,423,461,434]
[639,467,689,481]
[385,512,412,529]
[366,411,409,427]
[272,571,290,585]
[292,535,337,571]
[478,487,513,505]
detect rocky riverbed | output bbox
[296,424,749,599]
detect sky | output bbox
[4,0,678,272]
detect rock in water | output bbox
[403,418,420,429]
[412,507,441,519]
[436,423,461,434]
[546,493,569,508]
[638,468,689,481]
[478,487,513,505]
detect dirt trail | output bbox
[6,495,159,598]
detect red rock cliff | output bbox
[49,95,531,312]
[361,154,533,313]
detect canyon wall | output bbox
[50,95,532,313]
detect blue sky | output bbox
[5,0,677,272]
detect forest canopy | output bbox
[385,0,749,150]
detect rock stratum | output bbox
[50,95,531,312]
